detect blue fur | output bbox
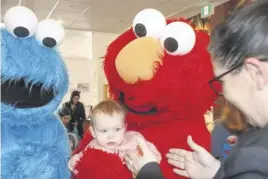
[1,27,71,179]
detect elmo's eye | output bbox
[35,19,65,48]
[160,22,196,56]
[4,6,38,38]
[132,9,166,38]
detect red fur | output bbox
[73,18,218,179]
[73,149,133,179]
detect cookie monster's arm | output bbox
[50,117,71,179]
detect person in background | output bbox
[58,107,79,151]
[58,106,72,129]
[212,99,248,159]
[64,90,86,138]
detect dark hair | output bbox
[58,106,71,117]
[208,0,268,70]
[70,90,81,103]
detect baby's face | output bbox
[91,112,126,149]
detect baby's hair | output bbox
[90,100,126,126]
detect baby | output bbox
[68,100,161,174]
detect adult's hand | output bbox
[166,136,220,179]
[123,137,158,177]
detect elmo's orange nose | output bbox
[115,37,163,84]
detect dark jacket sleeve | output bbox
[80,103,86,120]
[136,162,164,179]
[224,147,268,179]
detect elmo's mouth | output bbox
[119,92,157,115]
[1,78,55,108]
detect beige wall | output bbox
[92,31,119,104]
[59,29,119,106]
[59,29,92,106]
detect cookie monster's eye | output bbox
[160,22,196,56]
[132,9,166,38]
[35,19,65,48]
[4,6,38,38]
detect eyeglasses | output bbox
[209,59,266,96]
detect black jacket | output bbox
[214,124,268,179]
[63,101,86,138]
[136,162,164,179]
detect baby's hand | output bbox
[68,152,83,173]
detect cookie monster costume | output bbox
[1,6,70,179]
[72,9,219,179]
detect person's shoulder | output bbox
[234,146,268,160]
[241,126,268,148]
[88,138,97,147]
[258,125,268,145]
[224,146,268,178]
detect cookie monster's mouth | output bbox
[1,78,55,108]
[119,92,157,115]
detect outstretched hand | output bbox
[166,136,220,179]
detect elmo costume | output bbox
[72,9,218,179]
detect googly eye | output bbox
[4,6,38,38]
[160,22,196,56]
[132,9,166,38]
[35,19,65,48]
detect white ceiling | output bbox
[1,0,229,33]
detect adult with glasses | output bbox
[123,1,268,178]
